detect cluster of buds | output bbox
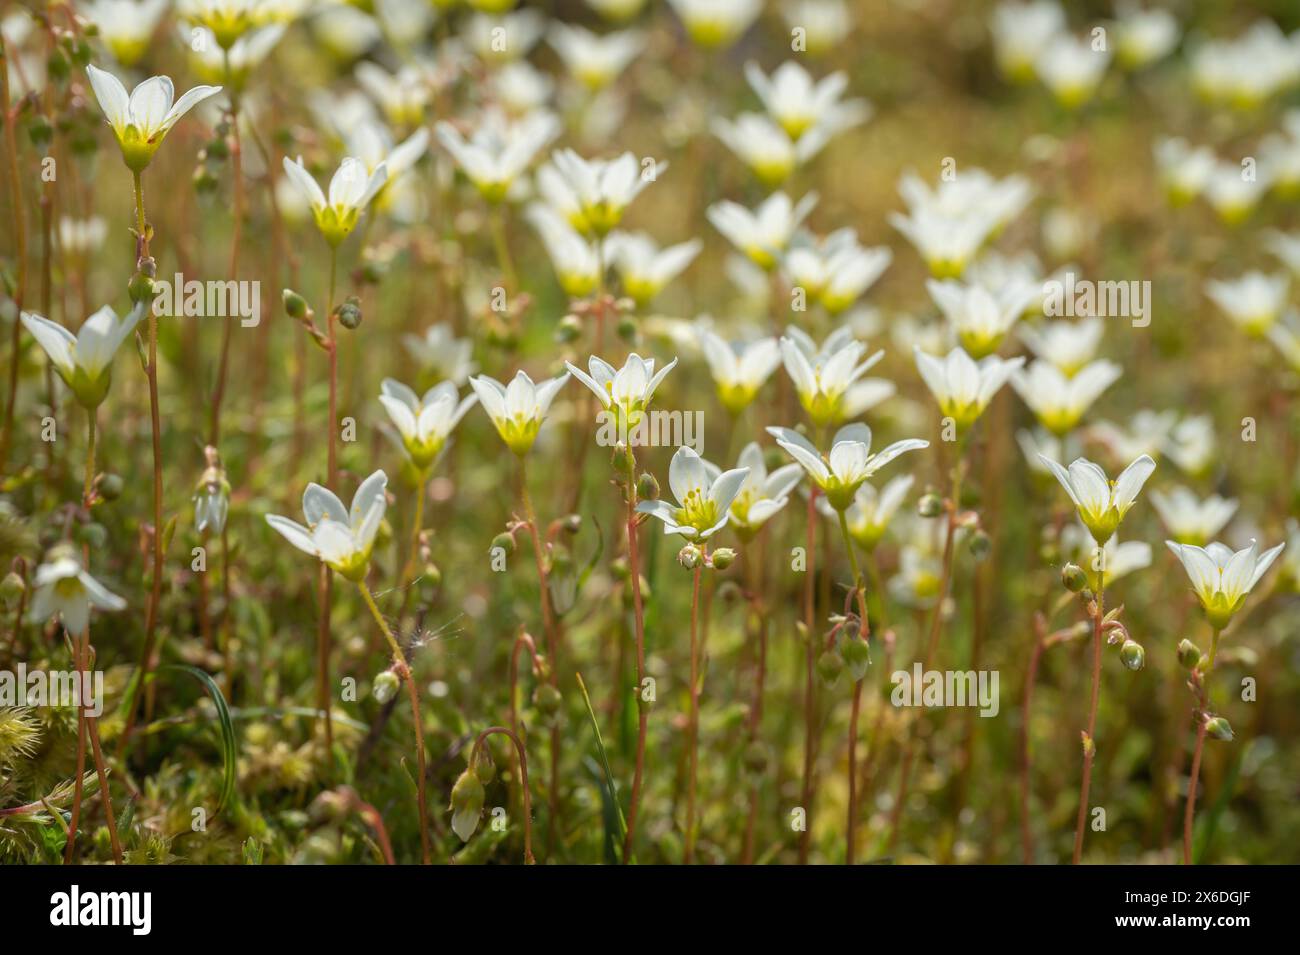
[194,118,232,197]
[676,544,737,571]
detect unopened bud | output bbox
[282,288,309,320]
[709,547,737,570]
[372,670,400,704]
[678,543,702,570]
[472,745,496,785]
[636,472,659,500]
[1120,640,1145,671]
[491,532,516,554]
[1177,639,1201,669]
[560,513,582,534]
[842,636,870,681]
[616,314,638,343]
[449,768,485,842]
[816,648,845,686]
[1,571,25,605]
[742,739,769,777]
[97,473,124,501]
[334,296,362,330]
[968,529,991,561]
[533,683,562,717]
[555,314,582,343]
[1061,563,1087,593]
[1204,716,1233,741]
[917,492,943,518]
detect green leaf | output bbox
[161,665,237,816]
[575,672,627,859]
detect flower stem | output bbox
[490,204,517,292]
[1184,627,1221,865]
[798,485,818,864]
[82,410,96,508]
[0,39,28,473]
[683,542,706,863]
[317,244,340,753]
[470,727,535,864]
[621,443,648,864]
[741,539,767,864]
[357,579,430,864]
[1072,550,1105,865]
[838,510,870,865]
[209,95,242,445]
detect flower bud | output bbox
[742,739,770,777]
[1061,562,1087,593]
[205,135,230,161]
[491,532,516,554]
[610,556,630,580]
[127,267,156,305]
[76,522,108,550]
[842,636,871,681]
[334,296,362,330]
[559,513,582,535]
[97,473,124,501]
[677,543,702,570]
[449,768,485,842]
[0,571,25,606]
[917,492,943,518]
[816,648,845,686]
[472,745,497,785]
[709,547,737,570]
[422,562,441,587]
[555,314,582,343]
[636,472,659,501]
[282,288,309,320]
[616,314,638,343]
[1177,639,1201,669]
[1119,639,1145,671]
[1204,716,1233,741]
[533,683,562,717]
[372,670,400,704]
[968,529,991,561]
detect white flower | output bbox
[28,545,126,636]
[1163,415,1216,478]
[21,303,145,409]
[345,123,428,217]
[1035,33,1111,108]
[781,334,885,428]
[713,112,826,187]
[57,216,108,256]
[1010,358,1121,435]
[379,379,477,470]
[402,325,476,386]
[356,61,431,128]
[548,23,644,90]
[1016,427,1064,477]
[780,0,850,57]
[1017,318,1104,376]
[84,0,169,67]
[785,230,891,315]
[463,11,546,63]
[1267,230,1300,275]
[437,109,560,203]
[469,370,570,456]
[1154,138,1216,206]
[706,442,802,537]
[605,232,701,305]
[1061,523,1152,589]
[768,423,928,511]
[1039,454,1155,544]
[1205,272,1289,338]
[927,277,1036,358]
[85,64,223,171]
[636,447,749,542]
[708,191,818,270]
[526,204,601,298]
[1166,539,1285,629]
[667,0,761,49]
[991,0,1065,82]
[266,471,389,581]
[1266,315,1300,372]
[890,206,994,280]
[743,60,869,141]
[1113,3,1178,70]
[491,61,554,115]
[1204,160,1269,225]
[585,0,648,22]
[566,353,676,426]
[819,474,914,550]
[186,23,285,92]
[1151,487,1238,547]
[1190,21,1300,111]
[914,345,1024,431]
[281,155,387,247]
[1088,409,1176,462]
[309,3,381,60]
[698,328,780,414]
[538,148,663,237]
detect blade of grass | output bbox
[162,664,237,816]
[575,671,627,855]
